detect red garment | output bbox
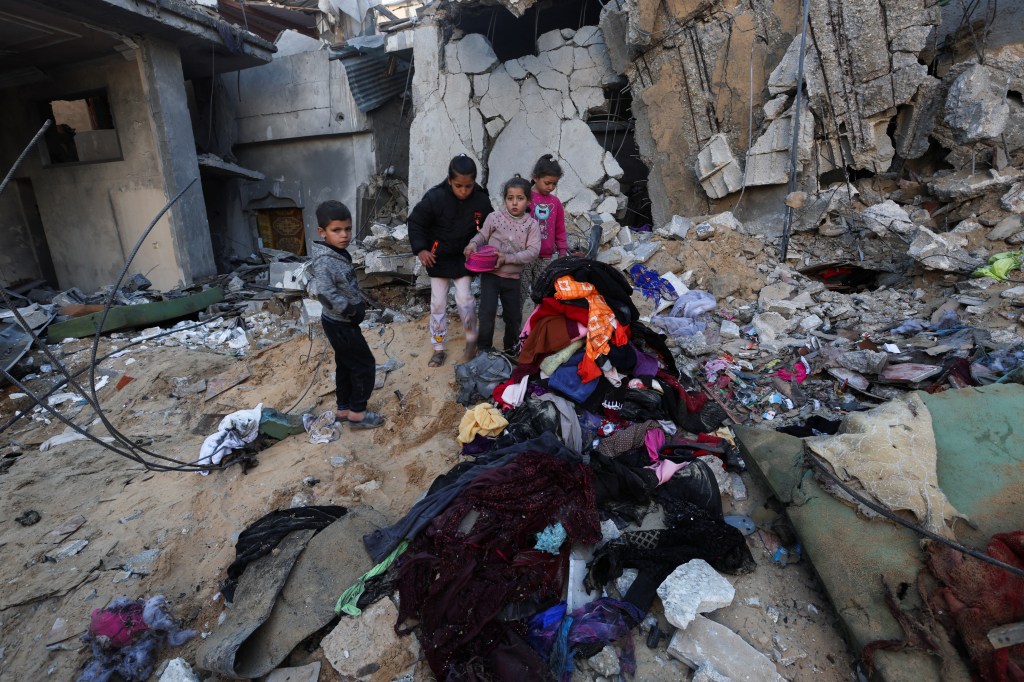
[518,314,575,365]
[553,277,629,382]
[656,371,708,414]
[525,297,591,332]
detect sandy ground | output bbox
[0,311,854,681]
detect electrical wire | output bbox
[0,314,239,435]
[0,122,226,472]
[807,451,1024,579]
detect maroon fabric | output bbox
[396,452,601,678]
[928,530,1024,681]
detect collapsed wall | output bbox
[603,0,1024,236]
[407,14,631,231]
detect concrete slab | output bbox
[735,384,1024,681]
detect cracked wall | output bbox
[408,22,630,229]
[599,0,945,230]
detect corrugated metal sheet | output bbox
[337,52,411,112]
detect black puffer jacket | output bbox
[408,180,493,279]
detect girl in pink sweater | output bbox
[521,154,568,315]
[464,176,541,353]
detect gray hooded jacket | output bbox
[311,241,365,324]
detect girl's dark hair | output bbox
[503,174,532,198]
[315,200,352,227]
[532,154,563,180]
[448,154,478,180]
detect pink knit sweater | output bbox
[468,209,542,279]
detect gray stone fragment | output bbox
[322,599,420,680]
[988,215,1023,241]
[1001,286,1024,303]
[752,312,792,351]
[693,665,732,682]
[858,200,918,237]
[908,226,984,273]
[668,615,783,682]
[656,215,693,240]
[657,559,735,630]
[537,29,564,52]
[695,134,743,199]
[159,658,200,682]
[47,539,88,562]
[720,320,741,339]
[587,645,620,677]
[615,568,638,596]
[944,64,1010,143]
[1003,182,1024,214]
[837,350,889,374]
[444,33,498,74]
[123,548,161,576]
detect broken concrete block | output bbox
[799,314,823,331]
[657,559,735,630]
[631,241,661,263]
[908,225,984,273]
[595,196,618,214]
[321,599,420,680]
[364,251,417,276]
[757,282,796,309]
[264,662,321,682]
[300,299,323,328]
[928,169,1022,202]
[541,45,575,75]
[159,658,199,682]
[763,94,790,120]
[505,58,528,80]
[706,211,742,233]
[858,200,918,237]
[615,567,638,595]
[720,320,741,339]
[744,99,814,187]
[573,25,603,47]
[668,615,783,682]
[537,68,570,92]
[752,312,791,351]
[588,645,620,677]
[1003,182,1024,214]
[604,152,624,179]
[479,66,520,121]
[944,64,1010,143]
[1001,285,1024,303]
[656,215,693,240]
[988,215,1023,240]
[692,665,731,682]
[837,349,889,375]
[597,246,627,265]
[695,133,744,199]
[537,29,564,52]
[444,33,498,74]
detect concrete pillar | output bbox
[138,37,216,283]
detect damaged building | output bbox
[0,0,275,292]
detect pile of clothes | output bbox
[353,258,755,680]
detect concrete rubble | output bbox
[656,559,736,630]
[668,615,784,682]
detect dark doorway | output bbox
[452,0,604,62]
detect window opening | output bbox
[43,91,122,165]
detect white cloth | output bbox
[303,410,339,444]
[196,404,263,475]
[500,375,530,408]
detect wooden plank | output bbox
[46,287,224,341]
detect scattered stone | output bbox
[587,645,620,677]
[799,314,823,331]
[720,320,741,339]
[159,658,199,682]
[47,539,88,562]
[1004,183,1024,214]
[858,200,918,237]
[908,225,983,273]
[752,312,791,351]
[615,568,639,596]
[695,222,716,240]
[657,559,736,630]
[16,510,41,526]
[705,211,742,233]
[943,63,1010,143]
[123,548,161,576]
[693,665,732,682]
[1001,286,1024,303]
[988,215,1023,241]
[656,215,693,240]
[264,662,321,682]
[668,615,783,682]
[322,599,420,680]
[836,350,889,374]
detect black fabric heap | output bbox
[222,505,346,602]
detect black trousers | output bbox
[478,273,522,352]
[321,316,376,412]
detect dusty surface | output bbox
[0,311,853,681]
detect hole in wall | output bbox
[452,0,604,62]
[586,82,652,228]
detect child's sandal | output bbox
[428,350,447,368]
[347,411,385,429]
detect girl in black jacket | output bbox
[408,155,494,367]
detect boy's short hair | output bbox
[315,200,352,228]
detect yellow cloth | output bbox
[457,402,509,444]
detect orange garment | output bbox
[553,275,629,381]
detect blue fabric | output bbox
[549,351,598,403]
[534,522,567,554]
